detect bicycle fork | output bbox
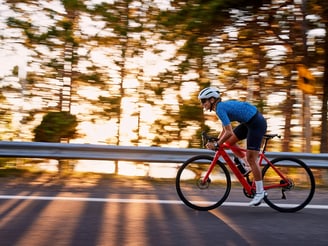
[201,151,221,185]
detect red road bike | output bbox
[176,132,315,212]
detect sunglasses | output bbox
[201,99,208,104]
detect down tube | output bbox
[201,151,222,183]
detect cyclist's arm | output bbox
[217,129,224,140]
[217,124,233,146]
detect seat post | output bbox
[262,137,269,153]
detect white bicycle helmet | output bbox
[198,87,220,100]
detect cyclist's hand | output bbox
[206,142,218,151]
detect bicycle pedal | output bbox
[243,169,251,176]
[249,192,267,207]
[253,201,262,207]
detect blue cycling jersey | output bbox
[216,100,257,126]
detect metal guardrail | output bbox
[0,141,327,168]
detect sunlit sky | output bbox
[0,0,186,144]
[0,0,175,76]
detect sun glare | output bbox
[180,81,199,100]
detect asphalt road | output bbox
[0,174,327,246]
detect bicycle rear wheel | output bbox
[262,157,315,212]
[176,155,231,211]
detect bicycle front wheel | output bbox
[262,157,315,212]
[176,155,231,211]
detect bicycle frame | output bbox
[201,143,291,196]
[177,132,315,212]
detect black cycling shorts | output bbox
[233,111,267,151]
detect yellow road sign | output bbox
[296,64,316,94]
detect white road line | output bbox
[0,195,327,209]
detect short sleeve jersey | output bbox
[216,100,257,126]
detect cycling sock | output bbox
[255,180,264,193]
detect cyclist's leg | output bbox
[247,148,265,205]
[246,112,267,205]
[245,112,267,179]
[246,149,261,180]
[229,124,248,159]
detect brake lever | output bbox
[201,131,208,148]
[201,131,219,147]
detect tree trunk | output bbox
[320,21,328,153]
[283,81,293,152]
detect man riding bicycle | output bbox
[198,87,267,206]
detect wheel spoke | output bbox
[176,155,231,211]
[263,158,315,212]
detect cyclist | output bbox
[198,87,267,206]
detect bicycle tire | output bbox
[176,155,231,211]
[262,157,315,212]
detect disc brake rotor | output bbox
[197,178,211,189]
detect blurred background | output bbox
[0,0,327,179]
